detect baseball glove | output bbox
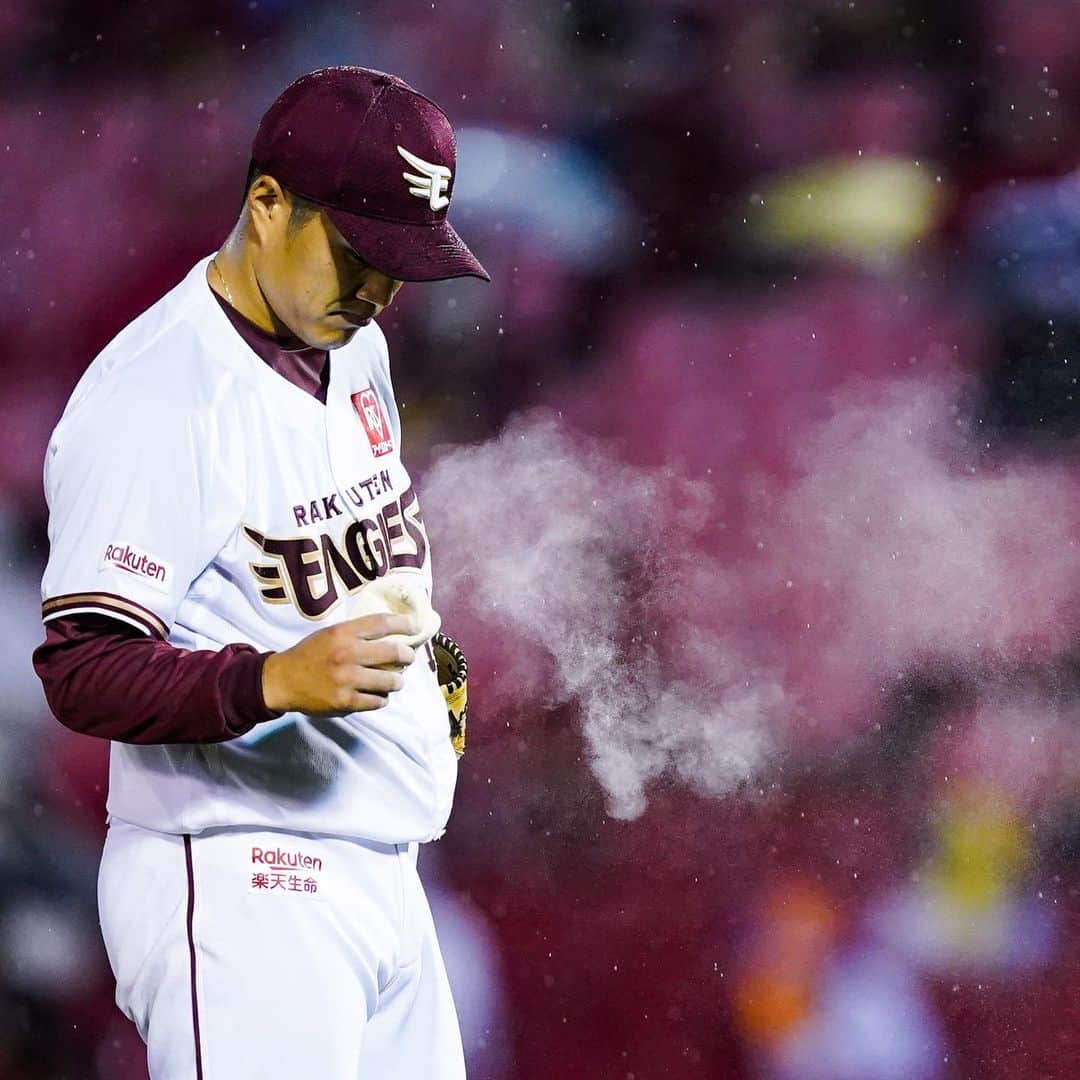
[432,632,468,758]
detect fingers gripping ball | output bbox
[432,633,468,758]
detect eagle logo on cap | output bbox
[398,145,451,211]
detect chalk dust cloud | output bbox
[422,376,1080,819]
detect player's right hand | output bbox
[260,614,417,715]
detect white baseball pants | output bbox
[98,819,466,1078]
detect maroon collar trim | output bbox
[209,286,329,404]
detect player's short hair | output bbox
[243,160,320,234]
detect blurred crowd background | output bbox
[3,0,1080,1077]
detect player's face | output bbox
[258,192,404,350]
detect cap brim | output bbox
[325,207,490,283]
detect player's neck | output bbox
[207,245,292,340]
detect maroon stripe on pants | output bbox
[184,835,205,1079]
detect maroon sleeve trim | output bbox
[42,592,168,640]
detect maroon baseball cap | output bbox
[252,66,489,283]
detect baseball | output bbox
[354,570,442,648]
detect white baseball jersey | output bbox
[41,255,458,844]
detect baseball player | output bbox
[32,67,483,1078]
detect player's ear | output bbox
[246,173,289,246]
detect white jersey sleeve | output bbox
[41,348,243,639]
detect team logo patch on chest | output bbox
[351,387,394,458]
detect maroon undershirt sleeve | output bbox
[33,615,281,744]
